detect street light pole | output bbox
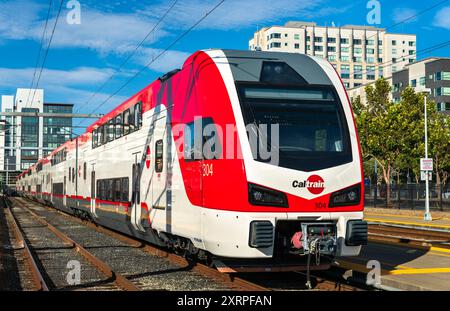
[424,93,432,221]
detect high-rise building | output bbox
[249,21,417,89]
[0,89,73,187]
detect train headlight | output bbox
[248,183,288,207]
[329,184,361,207]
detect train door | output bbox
[63,176,67,206]
[152,116,168,216]
[90,170,98,218]
[131,156,144,232]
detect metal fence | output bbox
[364,183,450,211]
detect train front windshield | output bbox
[237,84,353,172]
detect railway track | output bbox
[7,197,266,291]
[10,197,368,292]
[368,223,450,249]
[4,197,139,291]
[0,197,48,291]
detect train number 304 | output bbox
[202,163,214,177]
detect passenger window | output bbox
[135,102,142,129]
[98,126,104,146]
[184,117,221,161]
[155,140,164,173]
[103,125,108,145]
[121,178,129,202]
[93,129,98,148]
[107,119,114,142]
[72,168,75,183]
[123,109,130,135]
[129,105,136,132]
[83,162,87,180]
[107,179,114,201]
[114,179,121,202]
[115,114,123,139]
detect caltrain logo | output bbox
[292,175,325,195]
[146,146,151,169]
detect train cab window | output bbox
[107,119,115,142]
[135,102,142,129]
[115,114,123,139]
[93,129,98,149]
[121,178,129,202]
[129,105,136,133]
[155,140,164,173]
[123,109,130,135]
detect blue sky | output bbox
[1,0,449,132]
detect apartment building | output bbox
[348,57,450,113]
[249,21,417,89]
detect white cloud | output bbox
[135,48,191,73]
[0,67,115,88]
[433,6,450,29]
[139,0,324,30]
[392,8,418,24]
[0,66,129,114]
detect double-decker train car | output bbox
[17,50,367,271]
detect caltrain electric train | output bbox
[16,50,367,271]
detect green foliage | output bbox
[352,79,450,205]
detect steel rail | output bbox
[2,198,49,291]
[10,198,141,291]
[18,197,269,291]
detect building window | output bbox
[340,38,349,44]
[366,48,375,55]
[353,47,362,54]
[353,57,362,63]
[367,57,375,63]
[366,39,374,45]
[306,36,310,42]
[270,42,281,48]
[327,46,336,52]
[327,37,336,44]
[392,40,397,46]
[314,46,323,52]
[353,39,362,45]
[409,41,416,47]
[328,55,336,62]
[270,33,281,39]
[294,43,300,49]
[341,47,349,53]
[341,55,349,62]
[306,45,310,50]
[294,34,300,40]
[419,76,426,86]
[314,37,323,43]
[411,79,417,87]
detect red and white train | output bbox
[17,50,367,271]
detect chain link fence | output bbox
[364,183,450,211]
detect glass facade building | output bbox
[43,104,73,156]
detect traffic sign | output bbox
[421,171,432,181]
[420,158,433,171]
